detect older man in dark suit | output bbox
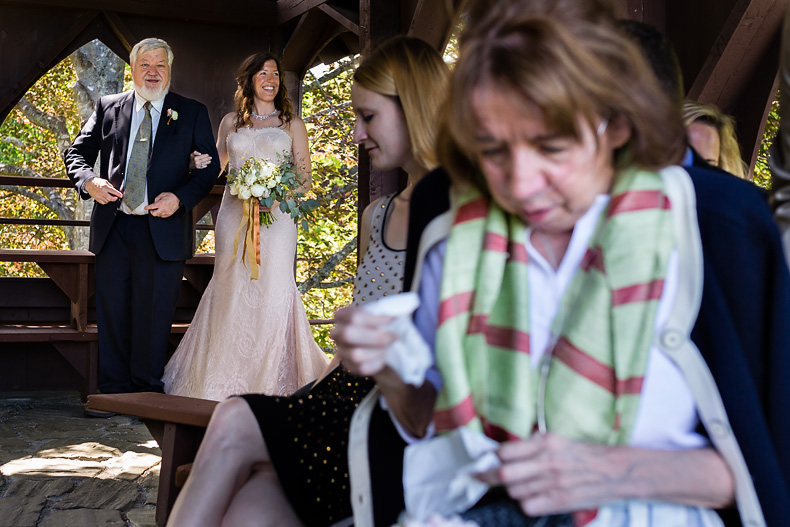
[65,37,220,395]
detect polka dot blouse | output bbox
[353,193,405,305]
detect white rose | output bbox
[229,184,238,196]
[267,179,277,189]
[240,188,252,200]
[244,174,256,186]
[261,164,274,178]
[261,188,270,199]
[250,184,265,198]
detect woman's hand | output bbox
[330,305,395,377]
[190,151,212,171]
[478,433,735,515]
[330,304,437,438]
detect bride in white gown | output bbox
[163,52,329,401]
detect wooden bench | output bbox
[86,392,218,527]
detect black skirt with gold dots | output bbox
[241,367,376,526]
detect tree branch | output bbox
[0,185,48,206]
[314,180,356,205]
[301,277,354,289]
[298,236,357,294]
[0,163,40,178]
[15,97,72,155]
[0,185,74,220]
[1,136,34,154]
[303,101,352,122]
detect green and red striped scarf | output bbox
[433,167,674,445]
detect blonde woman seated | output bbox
[683,100,750,179]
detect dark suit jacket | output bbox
[65,90,220,261]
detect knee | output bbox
[200,397,266,459]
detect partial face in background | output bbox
[253,60,280,103]
[687,121,721,167]
[132,47,171,102]
[351,84,413,171]
[471,85,630,234]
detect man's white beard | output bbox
[135,80,170,102]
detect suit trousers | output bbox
[95,212,185,393]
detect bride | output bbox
[163,52,329,401]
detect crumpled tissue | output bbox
[404,427,501,521]
[361,292,432,386]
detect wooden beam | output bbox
[359,0,400,54]
[282,9,346,74]
[0,8,99,123]
[277,0,328,25]
[317,3,360,34]
[407,0,464,50]
[0,0,277,28]
[683,0,787,172]
[101,9,136,54]
[618,0,667,31]
[733,34,781,171]
[357,0,405,229]
[687,0,787,108]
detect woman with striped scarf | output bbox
[332,1,790,526]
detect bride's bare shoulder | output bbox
[283,115,307,140]
[218,112,240,142]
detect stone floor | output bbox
[0,391,160,527]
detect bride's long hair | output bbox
[233,52,294,131]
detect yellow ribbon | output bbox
[230,198,261,280]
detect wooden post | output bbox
[357,0,405,247]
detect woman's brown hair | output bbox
[233,52,294,131]
[440,0,687,191]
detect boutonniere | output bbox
[167,108,178,125]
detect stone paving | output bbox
[0,391,160,527]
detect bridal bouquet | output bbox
[227,154,319,280]
[227,155,319,229]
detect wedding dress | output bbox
[163,126,329,401]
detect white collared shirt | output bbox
[121,91,165,215]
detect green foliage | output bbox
[0,58,76,273]
[754,90,780,189]
[299,58,359,346]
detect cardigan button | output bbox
[708,419,730,438]
[659,329,683,350]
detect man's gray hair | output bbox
[130,38,174,68]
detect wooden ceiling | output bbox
[0,0,787,180]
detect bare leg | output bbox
[222,466,306,527]
[168,397,273,526]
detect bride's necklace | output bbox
[251,108,278,120]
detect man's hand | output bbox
[146,192,181,218]
[85,177,123,205]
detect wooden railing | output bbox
[0,175,223,231]
[0,176,224,396]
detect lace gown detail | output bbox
[163,127,329,401]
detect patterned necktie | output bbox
[124,101,152,209]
